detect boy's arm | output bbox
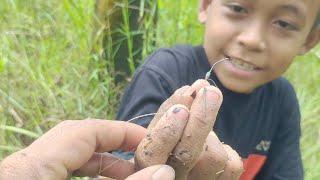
[256,83,303,180]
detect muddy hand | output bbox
[166,84,223,180]
[135,79,243,180]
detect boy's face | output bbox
[199,0,320,93]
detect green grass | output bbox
[0,0,319,179]
[0,0,120,154]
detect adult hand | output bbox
[135,79,244,180]
[0,119,177,180]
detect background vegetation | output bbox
[0,0,319,179]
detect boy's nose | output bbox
[236,22,267,52]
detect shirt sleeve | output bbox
[256,82,303,180]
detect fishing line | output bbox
[205,57,229,87]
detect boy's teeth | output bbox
[230,58,255,71]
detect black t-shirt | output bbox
[116,45,303,180]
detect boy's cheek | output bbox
[204,25,234,57]
[268,47,299,72]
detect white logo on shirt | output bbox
[255,140,271,152]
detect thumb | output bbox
[125,165,175,180]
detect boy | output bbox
[116,0,320,179]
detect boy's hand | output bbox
[135,80,244,180]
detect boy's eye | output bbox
[227,4,248,14]
[275,20,298,31]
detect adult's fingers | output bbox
[217,145,244,180]
[188,131,228,180]
[147,86,193,130]
[167,86,223,178]
[190,79,210,94]
[126,165,175,180]
[24,120,147,175]
[73,152,135,179]
[135,105,189,169]
[148,79,210,130]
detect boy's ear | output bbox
[198,0,212,23]
[299,27,320,55]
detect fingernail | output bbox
[152,165,175,180]
[203,87,221,102]
[172,107,182,114]
[169,106,189,121]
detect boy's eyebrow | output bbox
[278,4,306,21]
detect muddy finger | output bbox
[217,145,244,180]
[188,131,228,180]
[148,79,210,131]
[135,105,189,170]
[147,86,193,130]
[190,79,210,94]
[167,86,223,178]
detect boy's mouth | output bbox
[224,55,260,71]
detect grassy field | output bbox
[0,0,319,179]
